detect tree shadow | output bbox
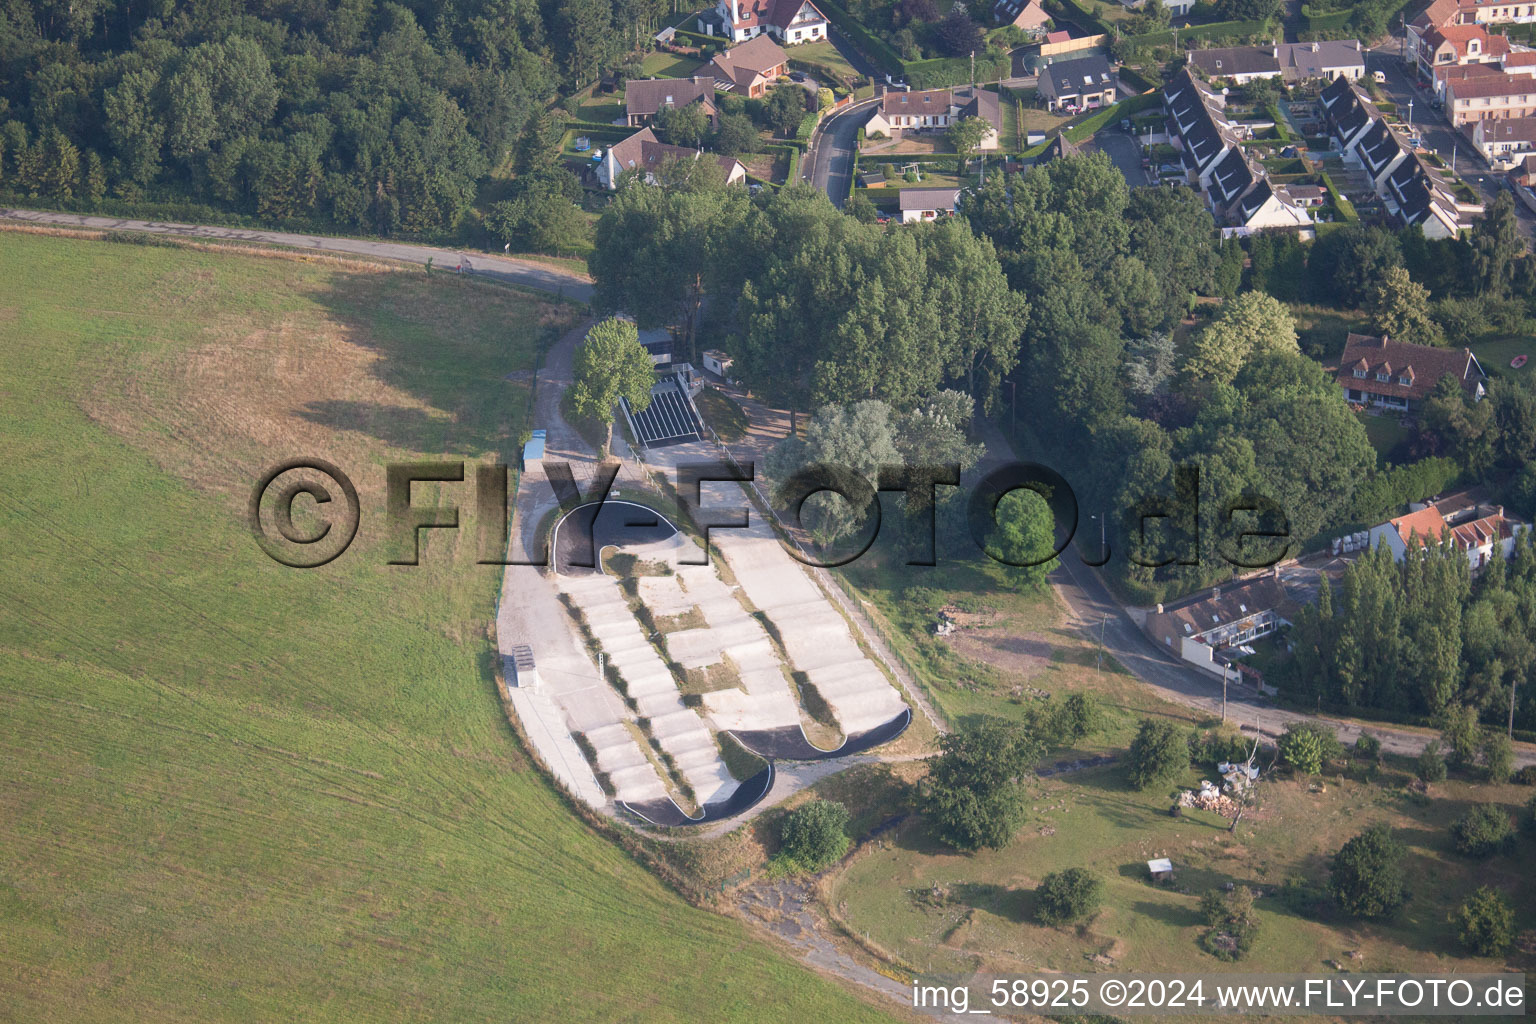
[1129,899,1205,929]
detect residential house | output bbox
[1413,22,1509,80]
[1035,53,1119,112]
[1445,69,1536,123]
[1409,0,1536,70]
[714,0,828,44]
[1335,332,1488,413]
[1143,574,1293,679]
[864,86,1002,148]
[624,76,718,128]
[1511,151,1536,184]
[1434,60,1507,100]
[1163,68,1311,230]
[1468,115,1536,165]
[1280,183,1327,207]
[1368,496,1527,571]
[1320,75,1477,235]
[1035,132,1081,164]
[898,187,961,222]
[1277,39,1366,82]
[1185,45,1281,84]
[705,35,788,97]
[597,127,748,189]
[993,0,1052,33]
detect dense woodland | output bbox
[0,0,679,231]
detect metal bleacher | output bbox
[622,376,703,449]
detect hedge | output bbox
[1046,0,1113,36]
[1123,17,1273,49]
[795,110,820,143]
[814,0,903,74]
[1319,169,1358,221]
[1118,65,1159,93]
[1062,90,1162,143]
[1349,456,1464,524]
[905,52,1012,89]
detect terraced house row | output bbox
[1162,69,1312,234]
[1320,75,1483,238]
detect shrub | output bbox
[1034,868,1103,926]
[1524,793,1536,835]
[1417,740,1448,783]
[1514,765,1536,786]
[1450,803,1515,859]
[1481,731,1514,784]
[1277,726,1324,776]
[1353,733,1382,763]
[1437,703,1481,771]
[778,799,851,870]
[1451,886,1516,956]
[1199,885,1259,961]
[1037,692,1102,748]
[1330,824,1410,919]
[1126,719,1189,791]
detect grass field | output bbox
[1355,410,1412,468]
[1474,334,1536,382]
[791,40,859,83]
[640,51,703,79]
[0,230,901,1023]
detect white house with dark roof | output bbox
[597,127,748,189]
[1469,115,1536,167]
[898,187,961,222]
[864,86,1002,149]
[714,0,827,44]
[1035,53,1119,111]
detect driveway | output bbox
[804,96,881,206]
[1087,130,1152,187]
[0,207,596,301]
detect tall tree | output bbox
[568,317,656,455]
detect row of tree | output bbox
[1282,535,1536,731]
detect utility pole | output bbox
[1221,662,1228,722]
[1510,676,1519,739]
[1096,612,1107,671]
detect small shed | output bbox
[702,350,734,378]
[1147,857,1175,883]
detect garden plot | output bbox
[558,570,738,807]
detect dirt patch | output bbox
[943,629,1054,679]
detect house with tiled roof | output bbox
[1335,333,1487,413]
[1468,114,1536,166]
[994,0,1052,33]
[1413,22,1510,79]
[705,36,788,97]
[898,187,962,222]
[597,127,748,189]
[1368,498,1528,571]
[1445,68,1536,124]
[864,86,1002,149]
[624,77,718,128]
[714,0,827,44]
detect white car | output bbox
[1372,71,1386,84]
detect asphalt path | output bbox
[803,96,881,206]
[0,207,595,302]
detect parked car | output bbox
[1372,70,1386,84]
[789,71,808,82]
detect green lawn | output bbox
[574,95,624,123]
[693,385,750,442]
[0,230,900,1023]
[640,51,703,78]
[1472,334,1535,382]
[1355,410,1412,468]
[789,39,858,84]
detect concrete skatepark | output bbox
[507,489,911,827]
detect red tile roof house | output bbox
[624,76,719,128]
[704,35,789,98]
[713,0,828,45]
[1334,332,1487,414]
[596,127,748,189]
[1367,501,1528,571]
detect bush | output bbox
[1524,793,1536,835]
[1450,803,1515,859]
[922,719,1041,851]
[1451,886,1516,956]
[1126,719,1189,791]
[778,799,851,870]
[1516,765,1536,786]
[1330,823,1410,919]
[1352,733,1382,763]
[1034,868,1103,926]
[1198,885,1260,961]
[1277,726,1324,776]
[1417,740,1448,783]
[1481,731,1514,784]
[1036,692,1102,748]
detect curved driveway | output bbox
[0,207,594,302]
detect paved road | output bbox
[1087,130,1152,187]
[1363,46,1536,241]
[804,96,881,206]
[967,416,1536,767]
[0,207,596,302]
